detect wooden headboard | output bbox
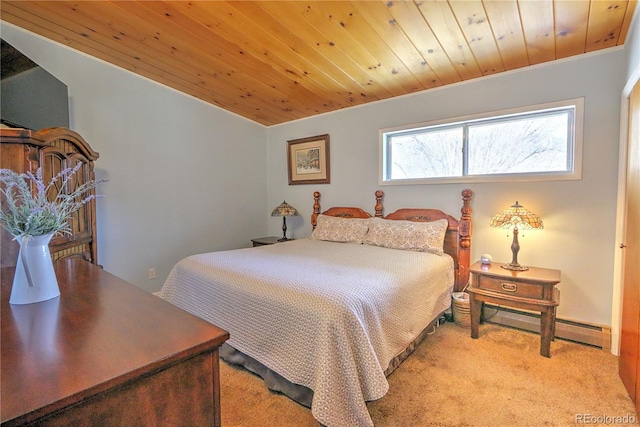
[311,189,473,292]
[311,190,384,226]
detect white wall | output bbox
[1,23,267,292]
[625,11,640,82]
[266,49,626,328]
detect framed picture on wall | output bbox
[287,134,330,185]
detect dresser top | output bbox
[1,258,229,425]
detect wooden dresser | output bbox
[1,258,229,426]
[1,127,100,268]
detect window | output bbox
[380,98,583,184]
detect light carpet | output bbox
[220,321,638,426]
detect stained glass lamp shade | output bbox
[271,201,299,241]
[490,201,543,271]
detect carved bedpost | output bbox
[374,190,384,218]
[457,189,473,291]
[311,191,321,230]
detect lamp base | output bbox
[501,263,529,271]
[277,237,293,242]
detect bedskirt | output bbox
[219,312,448,411]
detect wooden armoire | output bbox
[0,127,100,268]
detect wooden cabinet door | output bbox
[620,80,640,410]
[41,145,95,260]
[31,128,99,265]
[0,130,43,267]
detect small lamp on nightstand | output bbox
[490,201,543,271]
[271,201,299,241]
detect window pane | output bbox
[388,127,463,179]
[380,98,581,184]
[467,111,571,175]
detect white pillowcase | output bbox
[363,217,448,254]
[309,214,370,244]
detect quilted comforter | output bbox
[158,239,453,427]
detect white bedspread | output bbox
[158,239,453,427]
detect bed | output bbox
[158,189,472,427]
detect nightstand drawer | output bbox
[475,275,544,299]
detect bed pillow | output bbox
[363,217,449,254]
[309,214,370,244]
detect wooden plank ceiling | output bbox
[1,1,637,126]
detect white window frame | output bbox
[379,98,584,185]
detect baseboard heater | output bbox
[481,304,611,351]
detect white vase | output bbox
[10,233,60,305]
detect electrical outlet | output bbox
[148,268,156,280]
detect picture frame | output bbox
[287,134,330,185]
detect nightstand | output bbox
[251,236,287,247]
[468,261,561,357]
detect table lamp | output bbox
[490,201,543,271]
[271,201,299,241]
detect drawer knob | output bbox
[501,282,517,292]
